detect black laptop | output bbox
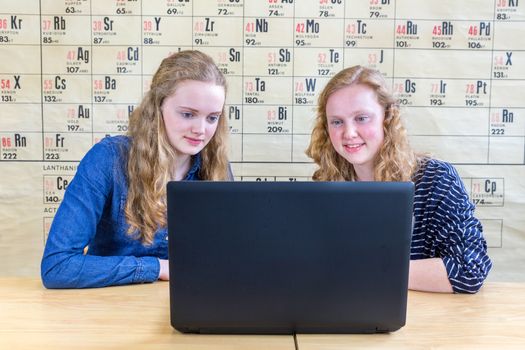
[167,181,414,334]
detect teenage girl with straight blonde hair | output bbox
[306,66,492,293]
[42,50,232,288]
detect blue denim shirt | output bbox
[41,135,202,288]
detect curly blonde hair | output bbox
[306,65,418,182]
[125,50,230,244]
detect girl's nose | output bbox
[343,123,358,139]
[192,118,206,134]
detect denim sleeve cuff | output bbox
[133,256,160,283]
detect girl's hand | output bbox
[158,259,169,280]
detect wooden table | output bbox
[0,278,294,350]
[297,282,525,349]
[1,278,523,349]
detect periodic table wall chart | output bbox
[0,0,524,280]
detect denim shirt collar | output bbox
[185,153,201,180]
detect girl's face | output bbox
[325,84,385,181]
[161,80,225,159]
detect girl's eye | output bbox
[356,115,369,123]
[207,115,220,123]
[181,112,193,119]
[329,119,343,127]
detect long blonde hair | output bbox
[306,65,418,181]
[125,50,229,244]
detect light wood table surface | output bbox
[1,279,523,349]
[0,278,294,350]
[297,282,525,349]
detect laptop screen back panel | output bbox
[168,181,413,334]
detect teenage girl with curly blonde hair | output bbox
[42,51,232,288]
[306,66,492,294]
